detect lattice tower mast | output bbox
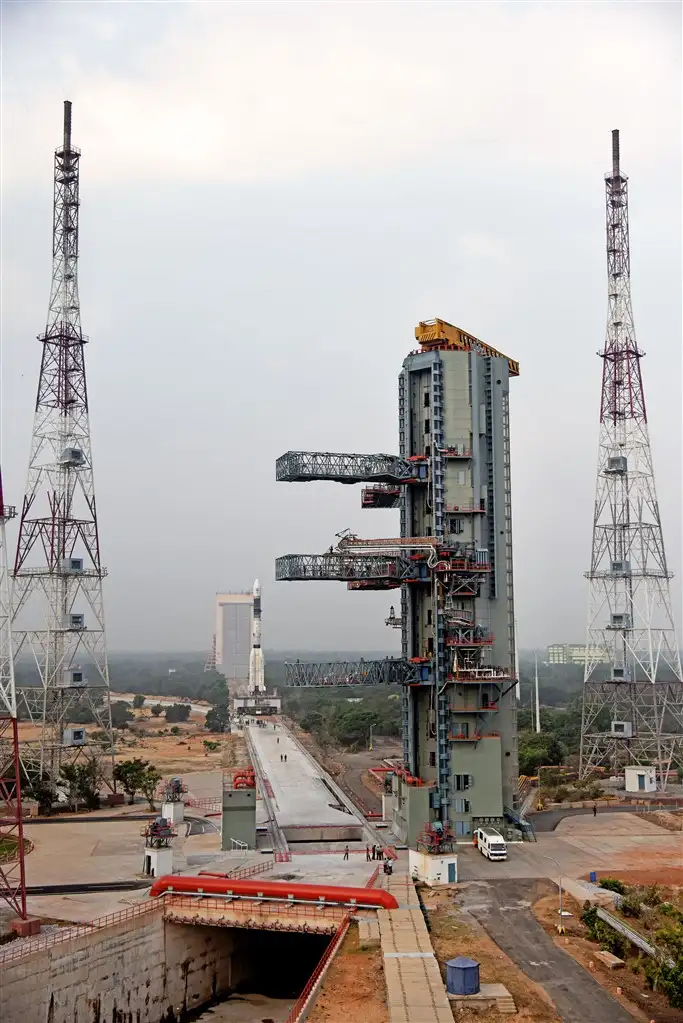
[0,470,27,919]
[12,101,114,786]
[579,130,683,788]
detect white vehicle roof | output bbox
[479,828,505,839]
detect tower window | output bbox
[425,445,431,457]
[424,392,430,408]
[429,751,436,767]
[424,418,430,434]
[451,518,464,534]
[427,609,432,625]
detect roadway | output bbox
[246,721,366,829]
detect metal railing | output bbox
[0,899,163,964]
[285,914,351,1023]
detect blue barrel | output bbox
[446,957,480,996]
[589,871,597,883]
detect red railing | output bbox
[199,858,275,880]
[285,914,351,1023]
[365,866,380,888]
[0,899,163,964]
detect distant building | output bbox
[547,644,610,666]
[215,592,253,681]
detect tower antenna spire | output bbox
[12,102,114,791]
[579,131,683,789]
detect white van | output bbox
[474,827,507,860]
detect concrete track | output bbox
[460,879,634,1023]
[531,804,660,832]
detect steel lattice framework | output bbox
[284,658,420,687]
[0,472,27,919]
[276,450,427,484]
[579,131,683,788]
[12,102,114,787]
[275,553,420,585]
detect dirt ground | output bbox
[421,889,561,1023]
[306,925,388,1023]
[533,888,683,1023]
[581,867,683,886]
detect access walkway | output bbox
[246,722,365,829]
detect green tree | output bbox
[151,704,164,717]
[59,761,101,811]
[205,704,229,733]
[111,701,134,729]
[140,765,162,811]
[518,731,565,775]
[165,703,191,723]
[113,758,149,804]
[170,726,181,736]
[203,739,220,752]
[132,694,145,710]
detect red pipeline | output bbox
[149,874,399,909]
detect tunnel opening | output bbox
[169,922,333,1022]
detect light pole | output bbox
[542,853,564,930]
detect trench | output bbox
[175,926,331,1023]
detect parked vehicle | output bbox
[474,827,507,860]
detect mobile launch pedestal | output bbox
[232,579,282,717]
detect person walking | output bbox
[343,845,349,861]
[592,802,598,818]
[284,754,287,762]
[366,845,371,861]
[280,754,283,762]
[371,844,376,860]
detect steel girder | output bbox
[276,451,426,485]
[275,553,422,583]
[284,658,420,687]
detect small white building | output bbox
[624,766,657,793]
[409,849,458,886]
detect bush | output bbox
[643,885,663,907]
[620,893,642,919]
[599,878,627,895]
[165,703,191,723]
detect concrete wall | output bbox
[0,911,246,1023]
[221,788,256,850]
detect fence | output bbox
[285,914,351,1023]
[0,899,162,964]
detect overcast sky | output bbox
[1,1,680,653]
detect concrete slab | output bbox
[246,722,366,828]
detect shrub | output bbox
[620,893,642,919]
[599,878,627,895]
[643,885,663,907]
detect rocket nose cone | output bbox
[253,579,260,596]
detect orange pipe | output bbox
[149,874,399,909]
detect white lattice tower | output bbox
[579,131,683,789]
[0,471,27,919]
[12,102,114,787]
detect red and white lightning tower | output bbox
[12,101,114,788]
[0,470,27,919]
[580,130,683,788]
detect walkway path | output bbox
[461,879,634,1023]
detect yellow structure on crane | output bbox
[415,318,520,377]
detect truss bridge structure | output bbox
[284,658,420,688]
[276,450,428,485]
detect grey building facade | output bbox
[215,592,253,682]
[394,332,519,842]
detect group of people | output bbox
[366,844,385,861]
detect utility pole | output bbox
[580,131,683,788]
[0,469,27,919]
[534,653,541,734]
[12,102,114,790]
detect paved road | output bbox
[531,805,658,832]
[460,879,634,1023]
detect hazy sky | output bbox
[1,1,680,653]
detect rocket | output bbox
[248,579,266,694]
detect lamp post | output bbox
[542,853,564,929]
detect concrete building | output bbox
[547,644,611,666]
[393,323,518,844]
[276,319,520,848]
[215,591,253,681]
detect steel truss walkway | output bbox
[276,450,427,484]
[275,553,423,584]
[284,658,420,687]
